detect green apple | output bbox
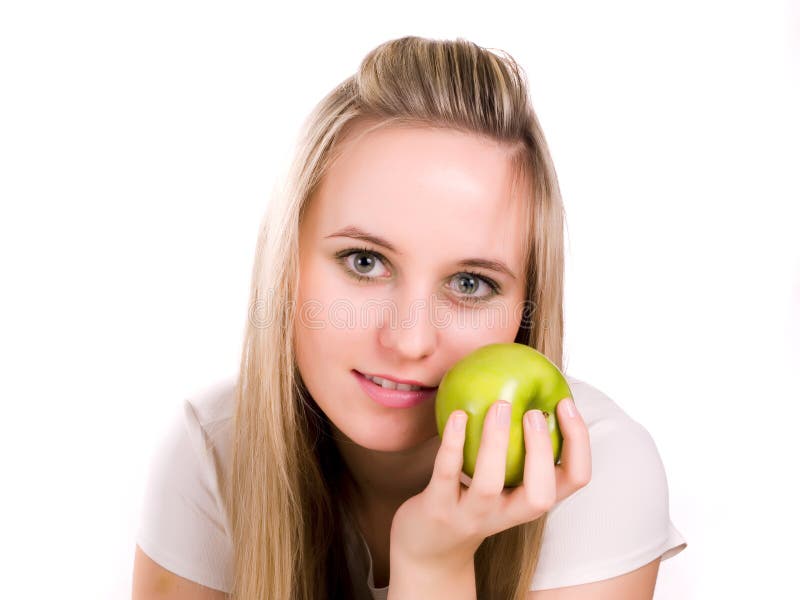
[434,342,572,488]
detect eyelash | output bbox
[334,246,501,305]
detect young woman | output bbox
[133,36,687,600]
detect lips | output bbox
[357,370,438,389]
[353,370,438,409]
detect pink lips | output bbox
[353,370,438,409]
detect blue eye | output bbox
[333,246,501,305]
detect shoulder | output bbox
[141,375,237,483]
[563,374,671,510]
[136,376,238,593]
[564,375,629,429]
[564,375,661,463]
[168,375,238,519]
[529,375,687,590]
[183,375,238,431]
[563,373,677,505]
[150,376,238,491]
[182,375,238,455]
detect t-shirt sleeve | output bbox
[136,399,234,593]
[529,411,687,590]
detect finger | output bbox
[427,410,469,508]
[464,400,511,515]
[502,409,556,524]
[553,398,592,502]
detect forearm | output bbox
[387,554,477,600]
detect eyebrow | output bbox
[325,225,518,281]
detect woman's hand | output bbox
[389,397,592,573]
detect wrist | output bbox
[387,553,476,600]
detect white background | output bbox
[1,1,798,598]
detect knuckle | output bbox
[433,463,458,482]
[468,494,496,519]
[468,506,490,527]
[432,452,455,473]
[445,438,463,453]
[457,518,481,539]
[472,484,497,503]
[428,504,451,525]
[569,468,592,489]
[526,491,555,514]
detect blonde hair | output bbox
[224,35,567,599]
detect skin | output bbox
[128,121,612,600]
[131,120,625,600]
[293,118,531,585]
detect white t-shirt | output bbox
[136,374,687,596]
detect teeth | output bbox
[365,374,423,391]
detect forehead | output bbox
[306,121,530,268]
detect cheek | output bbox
[299,257,395,335]
[298,270,366,334]
[293,301,363,421]
[294,262,373,373]
[441,297,525,341]
[436,300,525,369]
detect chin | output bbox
[353,414,439,452]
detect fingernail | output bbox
[496,401,510,427]
[563,398,576,418]
[526,410,546,431]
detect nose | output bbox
[377,291,438,360]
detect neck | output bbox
[332,426,440,519]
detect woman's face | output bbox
[293,120,529,452]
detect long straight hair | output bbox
[223,35,567,600]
